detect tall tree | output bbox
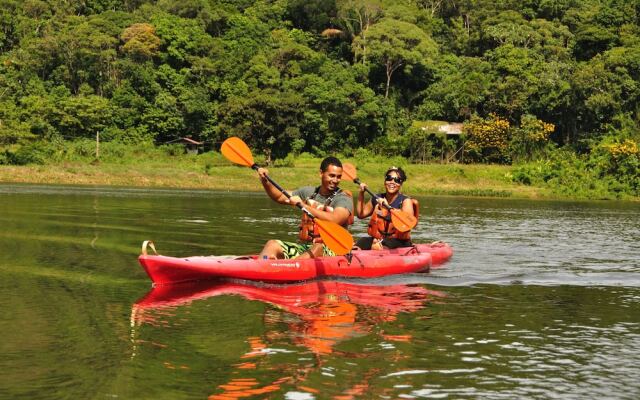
[353,18,437,98]
[337,0,384,64]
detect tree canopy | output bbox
[0,0,637,182]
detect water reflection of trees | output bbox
[132,280,446,398]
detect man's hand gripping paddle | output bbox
[221,137,354,255]
[342,162,417,233]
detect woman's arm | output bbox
[401,197,415,217]
[356,183,374,219]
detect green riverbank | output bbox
[0,154,558,200]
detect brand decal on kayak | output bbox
[269,262,301,268]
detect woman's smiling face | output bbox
[384,171,402,194]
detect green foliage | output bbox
[511,140,640,199]
[594,137,640,193]
[273,153,295,167]
[217,87,305,160]
[368,132,409,157]
[1,138,197,165]
[152,12,215,66]
[59,92,113,138]
[509,114,555,162]
[3,142,50,165]
[0,0,637,198]
[352,142,406,167]
[160,143,184,156]
[418,54,493,120]
[286,0,336,32]
[404,123,460,163]
[353,17,438,98]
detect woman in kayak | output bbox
[256,157,354,259]
[355,166,418,250]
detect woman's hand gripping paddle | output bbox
[221,137,354,255]
[342,162,417,233]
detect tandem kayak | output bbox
[138,241,452,285]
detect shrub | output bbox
[463,114,511,163]
[273,154,295,167]
[8,143,51,165]
[161,144,184,156]
[406,128,438,163]
[290,138,306,156]
[353,147,405,167]
[509,114,555,162]
[0,150,11,165]
[511,169,532,185]
[511,144,639,199]
[596,138,640,195]
[353,147,375,163]
[368,133,409,158]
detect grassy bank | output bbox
[0,150,557,199]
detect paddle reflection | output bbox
[132,280,445,398]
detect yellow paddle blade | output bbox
[341,162,357,182]
[390,209,418,232]
[315,219,354,256]
[221,137,255,167]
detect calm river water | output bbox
[0,184,638,399]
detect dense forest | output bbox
[0,0,638,196]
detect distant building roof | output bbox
[414,121,464,135]
[436,123,463,135]
[167,137,204,145]
[321,28,343,38]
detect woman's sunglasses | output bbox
[385,175,403,184]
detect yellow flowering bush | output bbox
[597,138,640,195]
[605,139,639,159]
[463,114,511,163]
[510,114,555,162]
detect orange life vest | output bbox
[299,187,354,243]
[367,198,419,241]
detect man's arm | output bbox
[304,206,351,225]
[257,167,291,204]
[302,192,353,225]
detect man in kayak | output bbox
[256,157,354,259]
[354,166,418,250]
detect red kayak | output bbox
[138,242,452,285]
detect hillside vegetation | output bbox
[0,0,638,199]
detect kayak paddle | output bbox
[342,162,417,233]
[221,137,354,255]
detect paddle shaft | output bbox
[251,164,316,219]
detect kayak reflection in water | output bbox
[355,166,419,250]
[131,280,446,399]
[256,156,354,259]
